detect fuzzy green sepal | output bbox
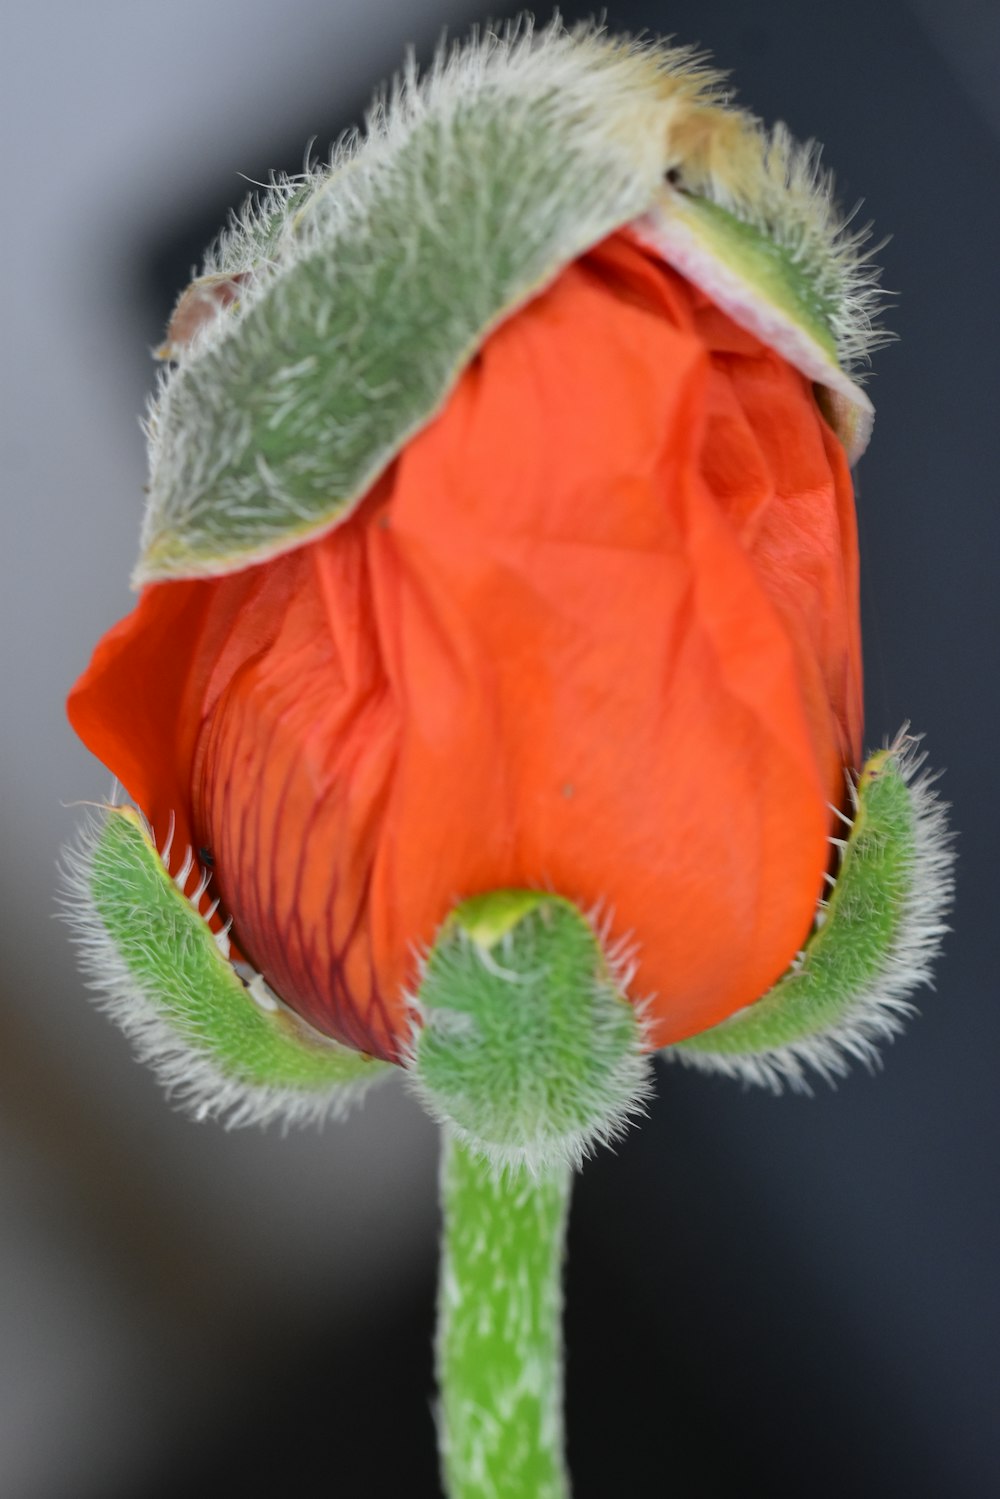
[670,738,954,1089]
[408,892,652,1172]
[635,185,876,462]
[136,24,885,582]
[672,191,839,358]
[64,807,388,1126]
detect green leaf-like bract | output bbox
[408,892,652,1172]
[138,23,882,581]
[670,738,954,1089]
[63,807,388,1126]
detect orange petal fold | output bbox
[68,231,862,1062]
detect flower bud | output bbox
[65,22,951,1125]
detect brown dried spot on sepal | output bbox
[155,271,251,361]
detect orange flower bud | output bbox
[68,229,861,1063]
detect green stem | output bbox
[436,1130,573,1499]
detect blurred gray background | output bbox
[2,2,998,1495]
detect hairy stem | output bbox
[436,1130,573,1498]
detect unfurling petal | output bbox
[70,234,859,1061]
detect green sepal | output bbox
[669,191,839,359]
[65,806,389,1125]
[136,45,668,581]
[408,891,652,1172]
[636,186,875,462]
[670,738,954,1089]
[136,26,884,583]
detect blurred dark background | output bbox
[3,1,998,1495]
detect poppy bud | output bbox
[65,23,952,1141]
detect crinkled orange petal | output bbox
[67,564,287,856]
[68,231,861,1062]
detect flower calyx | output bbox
[667,733,955,1090]
[62,806,390,1128]
[405,892,654,1174]
[138,20,884,584]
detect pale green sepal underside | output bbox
[136,31,679,582]
[137,21,885,583]
[669,735,954,1092]
[62,806,389,1127]
[437,1130,571,1499]
[406,892,653,1174]
[634,189,875,463]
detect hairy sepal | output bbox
[634,184,876,462]
[138,19,885,582]
[405,892,653,1175]
[667,733,955,1092]
[60,806,389,1127]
